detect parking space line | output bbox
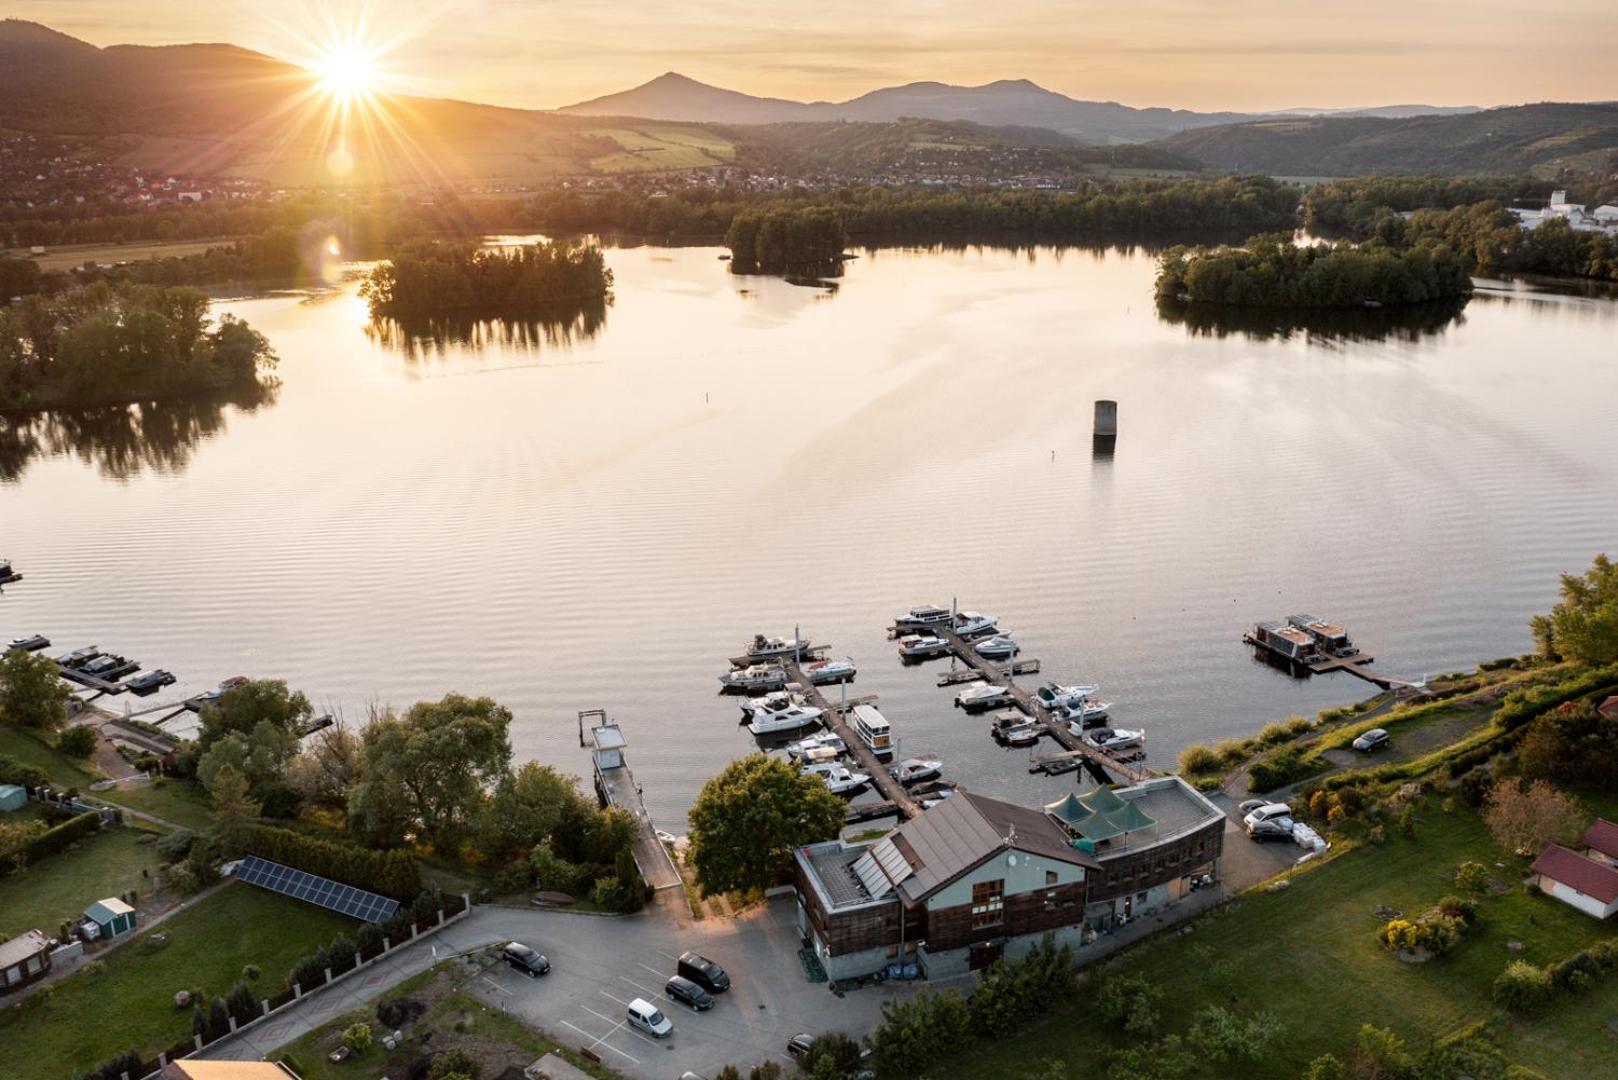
[636,961,667,978]
[560,1019,641,1066]
[581,1003,624,1027]
[598,990,634,1008]
[616,975,667,1002]
[654,948,680,961]
[478,975,510,995]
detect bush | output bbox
[80,1049,144,1080]
[1186,1005,1282,1064]
[428,1047,479,1079]
[799,1032,864,1076]
[1492,960,1553,1011]
[491,859,532,895]
[1177,743,1220,775]
[1454,861,1490,894]
[57,725,98,759]
[1248,746,1326,793]
[226,980,259,1019]
[870,988,970,1076]
[0,754,49,789]
[155,828,197,864]
[342,1021,373,1053]
[0,810,101,874]
[1097,973,1163,1038]
[1551,949,1600,990]
[356,922,385,953]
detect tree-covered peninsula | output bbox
[1155,233,1474,309]
[0,282,277,411]
[359,239,613,320]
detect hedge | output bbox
[244,825,420,898]
[0,809,102,874]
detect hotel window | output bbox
[971,879,1005,929]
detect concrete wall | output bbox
[925,852,1085,912]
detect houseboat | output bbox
[893,604,952,630]
[1246,620,1319,663]
[850,704,894,758]
[1287,614,1355,657]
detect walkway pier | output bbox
[930,626,1153,786]
[580,711,682,892]
[780,657,920,821]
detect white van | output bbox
[626,997,673,1038]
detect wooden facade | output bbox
[1087,816,1224,902]
[924,880,1087,952]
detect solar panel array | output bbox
[235,855,399,923]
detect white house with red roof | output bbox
[1531,839,1618,920]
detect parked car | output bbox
[787,1033,816,1059]
[1237,798,1269,816]
[1352,728,1390,753]
[626,997,673,1038]
[664,974,715,1011]
[677,951,731,993]
[1243,803,1295,842]
[501,941,550,978]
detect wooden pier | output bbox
[937,659,1040,686]
[580,711,683,892]
[56,662,135,696]
[1242,634,1406,690]
[780,657,921,820]
[930,627,1153,786]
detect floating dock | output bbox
[780,657,920,822]
[927,626,1153,786]
[56,661,137,695]
[580,711,682,892]
[1244,614,1406,689]
[937,659,1040,686]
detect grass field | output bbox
[0,726,100,787]
[945,796,1618,1078]
[586,126,736,172]
[0,824,164,939]
[96,778,217,832]
[7,238,235,272]
[0,882,352,1078]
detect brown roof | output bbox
[0,929,49,970]
[1532,844,1618,905]
[1582,818,1618,860]
[892,790,1095,905]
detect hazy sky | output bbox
[14,0,1618,111]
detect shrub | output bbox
[1454,861,1490,894]
[1380,919,1419,952]
[1097,973,1163,1037]
[1492,960,1553,1011]
[1398,805,1416,838]
[411,888,444,922]
[491,859,532,895]
[1177,743,1220,775]
[156,828,197,864]
[226,980,258,1018]
[356,922,385,953]
[57,725,98,759]
[1551,949,1600,990]
[870,988,970,1076]
[1248,746,1326,793]
[0,810,101,874]
[243,824,420,897]
[1186,1005,1282,1064]
[1214,739,1250,765]
[241,963,260,982]
[1304,1053,1345,1080]
[1435,894,1478,923]
[342,1021,373,1053]
[81,1049,144,1080]
[800,1032,864,1076]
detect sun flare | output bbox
[314,43,379,104]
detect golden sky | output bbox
[13,0,1618,112]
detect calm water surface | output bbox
[4,243,1617,828]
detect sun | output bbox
[314,43,379,104]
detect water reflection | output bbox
[1155,296,1469,342]
[0,383,279,483]
[363,297,610,361]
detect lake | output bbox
[3,241,1617,828]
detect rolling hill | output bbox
[1153,103,1618,176]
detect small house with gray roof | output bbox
[793,777,1224,979]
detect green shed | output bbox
[0,785,25,813]
[84,897,136,940]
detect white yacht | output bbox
[1054,699,1113,726]
[893,604,951,630]
[801,764,870,795]
[972,634,1019,659]
[742,633,813,661]
[1034,682,1101,711]
[747,698,824,735]
[921,789,956,809]
[803,656,856,685]
[950,611,997,638]
[955,682,1012,710]
[740,689,807,717]
[720,663,787,691]
[990,710,1041,746]
[850,704,894,757]
[888,758,942,785]
[784,730,846,760]
[1080,726,1146,754]
[896,633,950,659]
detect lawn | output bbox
[0,824,163,939]
[0,725,99,787]
[95,778,217,832]
[945,800,1618,1078]
[0,882,353,1078]
[279,964,624,1080]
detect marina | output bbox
[779,654,921,821]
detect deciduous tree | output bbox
[1482,779,1584,855]
[686,754,844,896]
[1531,553,1618,665]
[0,649,69,730]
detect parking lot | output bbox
[466,893,918,1079]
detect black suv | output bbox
[664,974,715,1011]
[676,951,730,993]
[501,941,550,978]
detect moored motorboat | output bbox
[125,669,176,694]
[784,730,846,760]
[888,758,943,785]
[7,635,50,653]
[1080,726,1146,754]
[740,689,807,717]
[893,604,951,630]
[800,763,870,795]
[896,633,950,659]
[720,663,787,692]
[797,745,843,767]
[1034,681,1101,712]
[972,634,1019,659]
[747,697,824,736]
[955,682,1012,710]
[55,646,101,668]
[803,656,856,685]
[742,633,814,661]
[1053,698,1112,726]
[990,710,1041,746]
[950,611,997,638]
